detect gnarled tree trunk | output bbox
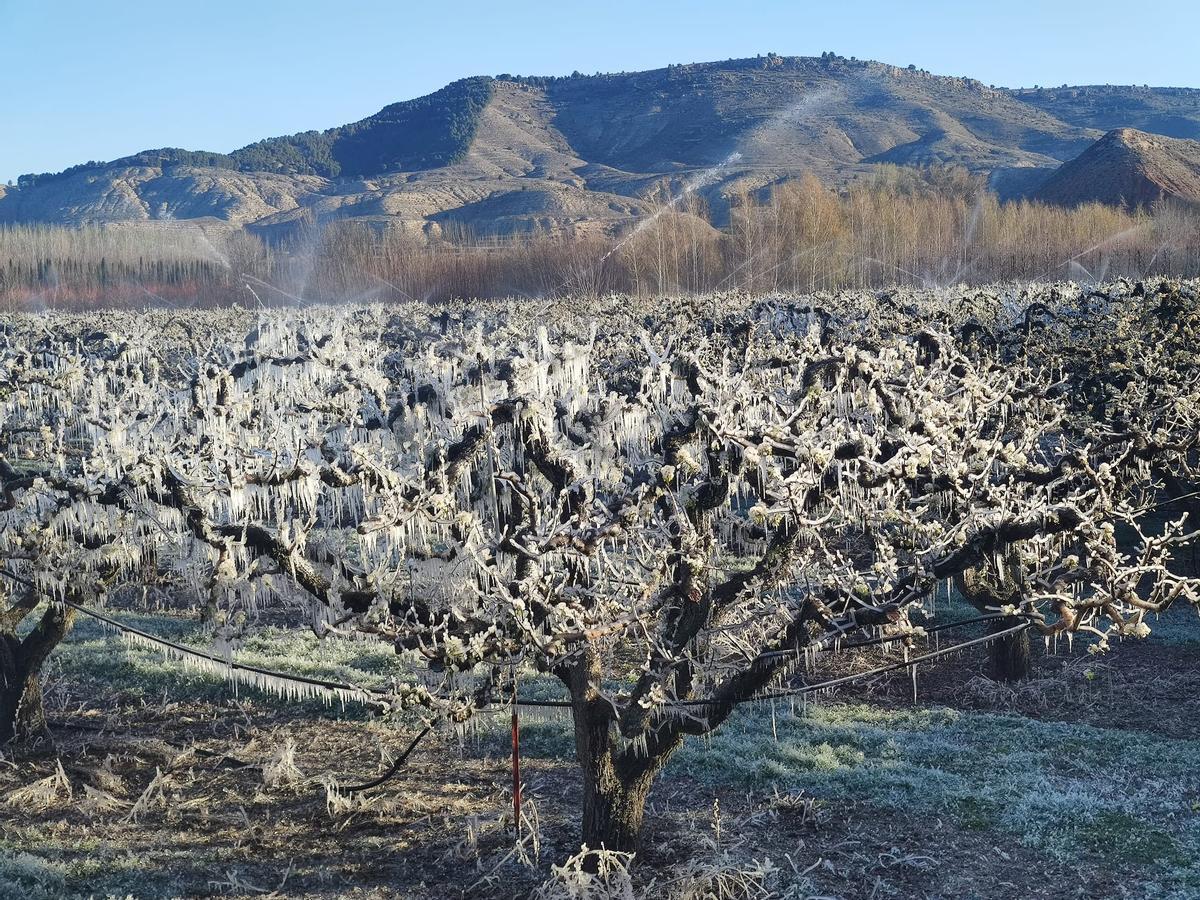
[0,601,75,745]
[578,732,658,854]
[580,765,654,854]
[566,652,681,859]
[955,566,1033,682]
[987,614,1032,682]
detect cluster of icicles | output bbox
[78,607,384,709]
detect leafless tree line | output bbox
[3,169,1199,308]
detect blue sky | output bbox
[3,0,1197,184]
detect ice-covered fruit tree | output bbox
[2,281,1199,853]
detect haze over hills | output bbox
[1011,85,1200,140]
[3,54,1199,238]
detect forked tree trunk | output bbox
[563,642,687,864]
[987,615,1032,682]
[580,751,656,854]
[0,602,75,745]
[573,697,647,854]
[571,691,680,859]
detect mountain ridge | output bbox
[4,54,1198,237]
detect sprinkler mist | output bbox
[1030,222,1152,285]
[589,151,745,274]
[241,273,309,306]
[194,227,232,271]
[557,81,845,297]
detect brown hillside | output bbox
[1034,128,1200,208]
[5,55,1199,236]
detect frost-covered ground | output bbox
[2,603,1197,899]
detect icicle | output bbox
[115,618,376,707]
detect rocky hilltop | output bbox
[3,55,1198,237]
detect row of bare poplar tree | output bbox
[3,167,1199,308]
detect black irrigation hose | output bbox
[55,594,389,709]
[338,724,433,793]
[754,612,1030,659]
[8,570,1029,800]
[2,568,1031,718]
[745,621,1032,704]
[0,568,391,709]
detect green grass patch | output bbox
[1072,811,1183,866]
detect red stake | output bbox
[511,671,522,833]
